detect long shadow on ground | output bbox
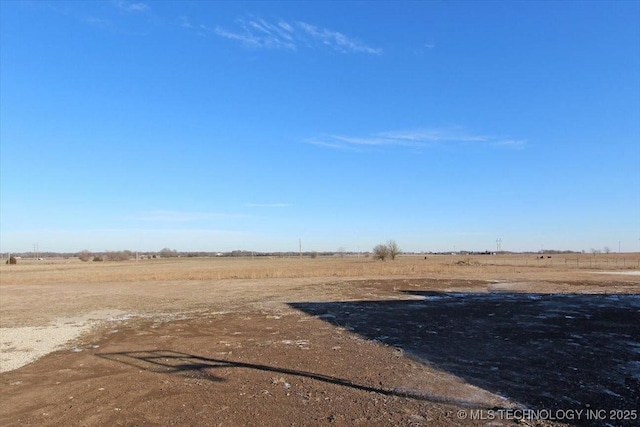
[289,292,640,425]
[97,349,487,408]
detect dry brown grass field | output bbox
[2,253,639,285]
[1,254,639,426]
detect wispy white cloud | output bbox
[115,0,149,13]
[245,203,292,208]
[213,26,262,47]
[492,139,527,149]
[329,135,392,146]
[250,18,295,42]
[306,139,362,152]
[211,17,380,54]
[278,21,294,33]
[130,210,247,222]
[296,22,381,55]
[308,128,526,151]
[214,20,296,50]
[379,129,490,143]
[308,133,431,150]
[211,17,296,50]
[49,1,151,34]
[180,16,194,30]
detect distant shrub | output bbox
[7,256,17,265]
[104,251,131,261]
[373,244,390,261]
[455,257,478,266]
[93,256,103,262]
[373,240,401,261]
[78,250,91,262]
[159,248,178,258]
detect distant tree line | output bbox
[3,248,375,261]
[4,246,621,264]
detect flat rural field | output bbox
[1,255,639,426]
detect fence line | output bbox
[474,254,640,270]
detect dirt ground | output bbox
[1,262,639,426]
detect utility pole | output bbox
[299,238,302,258]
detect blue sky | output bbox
[1,1,639,254]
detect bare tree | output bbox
[159,248,178,258]
[387,240,400,260]
[603,246,611,254]
[373,240,401,261]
